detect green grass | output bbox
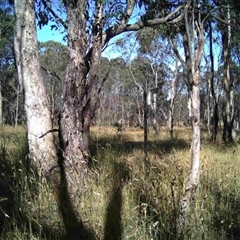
[0,126,240,239]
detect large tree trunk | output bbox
[14,0,58,178]
[60,0,102,186]
[58,2,103,238]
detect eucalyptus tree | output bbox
[220,3,235,142]
[205,19,220,141]
[212,0,240,142]
[14,0,58,178]
[179,4,204,230]
[96,57,132,126]
[165,0,207,229]
[137,28,173,134]
[14,1,189,238]
[168,60,179,138]
[40,1,187,197]
[32,0,187,178]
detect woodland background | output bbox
[1,0,240,239]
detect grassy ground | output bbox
[0,125,239,239]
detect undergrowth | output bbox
[0,126,239,239]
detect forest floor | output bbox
[0,125,240,239]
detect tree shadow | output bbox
[0,150,14,231]
[202,175,240,240]
[103,162,130,240]
[0,138,64,239]
[0,133,96,239]
[89,134,189,168]
[56,161,96,240]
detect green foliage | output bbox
[36,0,66,37]
[39,40,67,125]
[0,1,14,60]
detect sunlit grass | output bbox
[0,125,240,239]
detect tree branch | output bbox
[40,66,62,82]
[41,0,67,30]
[102,1,188,49]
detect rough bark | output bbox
[58,3,104,238]
[14,0,58,178]
[60,0,103,185]
[222,6,235,142]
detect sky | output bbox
[36,4,142,60]
[37,23,66,45]
[37,23,124,59]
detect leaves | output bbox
[37,10,49,29]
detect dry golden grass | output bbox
[0,125,240,239]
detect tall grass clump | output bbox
[0,126,64,240]
[1,125,240,239]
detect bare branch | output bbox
[40,66,63,82]
[120,0,135,26]
[168,37,185,68]
[129,64,144,93]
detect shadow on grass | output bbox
[89,134,189,167]
[103,162,130,240]
[130,164,181,240]
[57,161,96,240]
[0,148,14,231]
[202,175,240,240]
[0,131,96,239]
[0,141,70,239]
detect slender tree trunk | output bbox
[136,92,143,127]
[222,6,235,142]
[143,90,148,159]
[179,77,201,229]
[168,63,178,138]
[14,0,58,178]
[179,1,204,230]
[151,64,158,135]
[152,91,158,134]
[14,84,20,127]
[208,21,219,141]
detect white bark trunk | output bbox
[14,0,58,177]
[179,80,201,229]
[168,64,178,137]
[179,1,203,230]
